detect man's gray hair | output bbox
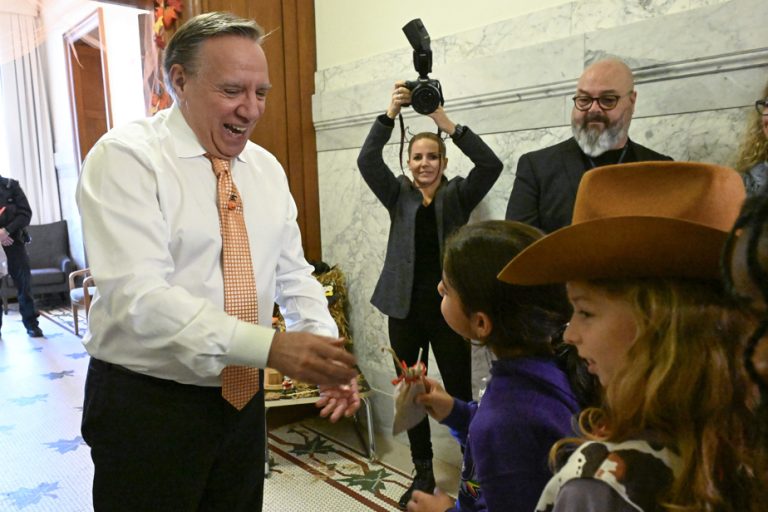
[163,12,264,99]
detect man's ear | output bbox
[471,311,492,340]
[169,63,187,97]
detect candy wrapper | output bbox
[389,348,427,435]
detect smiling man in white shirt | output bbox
[77,12,358,511]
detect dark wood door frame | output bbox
[183,0,323,261]
[63,8,112,172]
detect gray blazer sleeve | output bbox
[451,127,504,213]
[357,115,402,209]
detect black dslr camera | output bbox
[402,19,443,115]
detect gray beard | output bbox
[572,119,629,157]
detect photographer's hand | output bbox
[387,81,411,119]
[427,106,457,135]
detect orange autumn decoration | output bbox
[150,0,183,114]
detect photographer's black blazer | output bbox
[505,137,672,233]
[357,115,503,319]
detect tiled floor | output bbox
[0,308,93,511]
[0,305,461,511]
[299,414,461,495]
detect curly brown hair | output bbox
[734,80,768,173]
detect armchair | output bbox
[69,268,95,336]
[1,220,75,312]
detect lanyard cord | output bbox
[586,144,629,170]
[398,113,406,174]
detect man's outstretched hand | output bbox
[267,332,357,387]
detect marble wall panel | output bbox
[314,36,585,138]
[314,0,731,94]
[316,96,567,165]
[633,66,768,119]
[584,0,764,69]
[572,0,696,33]
[427,36,585,107]
[314,2,577,94]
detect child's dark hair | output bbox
[443,220,599,406]
[723,193,768,396]
[722,192,768,507]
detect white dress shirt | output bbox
[76,104,338,386]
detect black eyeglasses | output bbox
[572,92,632,112]
[756,100,768,116]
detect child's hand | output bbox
[416,377,454,422]
[407,488,455,511]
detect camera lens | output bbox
[411,84,442,115]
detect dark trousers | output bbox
[388,291,472,461]
[3,241,38,329]
[82,358,265,512]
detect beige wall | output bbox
[0,0,36,16]
[315,0,572,69]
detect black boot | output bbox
[398,459,435,510]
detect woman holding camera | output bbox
[357,82,503,509]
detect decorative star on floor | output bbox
[287,429,336,456]
[9,394,48,406]
[44,436,85,454]
[337,467,393,494]
[2,481,60,508]
[40,370,75,380]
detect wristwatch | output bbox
[451,124,467,140]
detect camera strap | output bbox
[398,113,406,174]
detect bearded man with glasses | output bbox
[505,58,672,233]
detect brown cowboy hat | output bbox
[499,161,746,285]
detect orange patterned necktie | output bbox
[207,154,260,410]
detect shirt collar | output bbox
[166,103,248,164]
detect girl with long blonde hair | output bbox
[500,161,762,511]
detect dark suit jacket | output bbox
[357,115,503,319]
[505,137,672,233]
[0,176,32,242]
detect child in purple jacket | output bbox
[407,220,595,512]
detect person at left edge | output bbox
[76,12,358,512]
[0,174,43,338]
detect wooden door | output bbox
[183,0,323,261]
[69,40,110,164]
[64,10,112,170]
